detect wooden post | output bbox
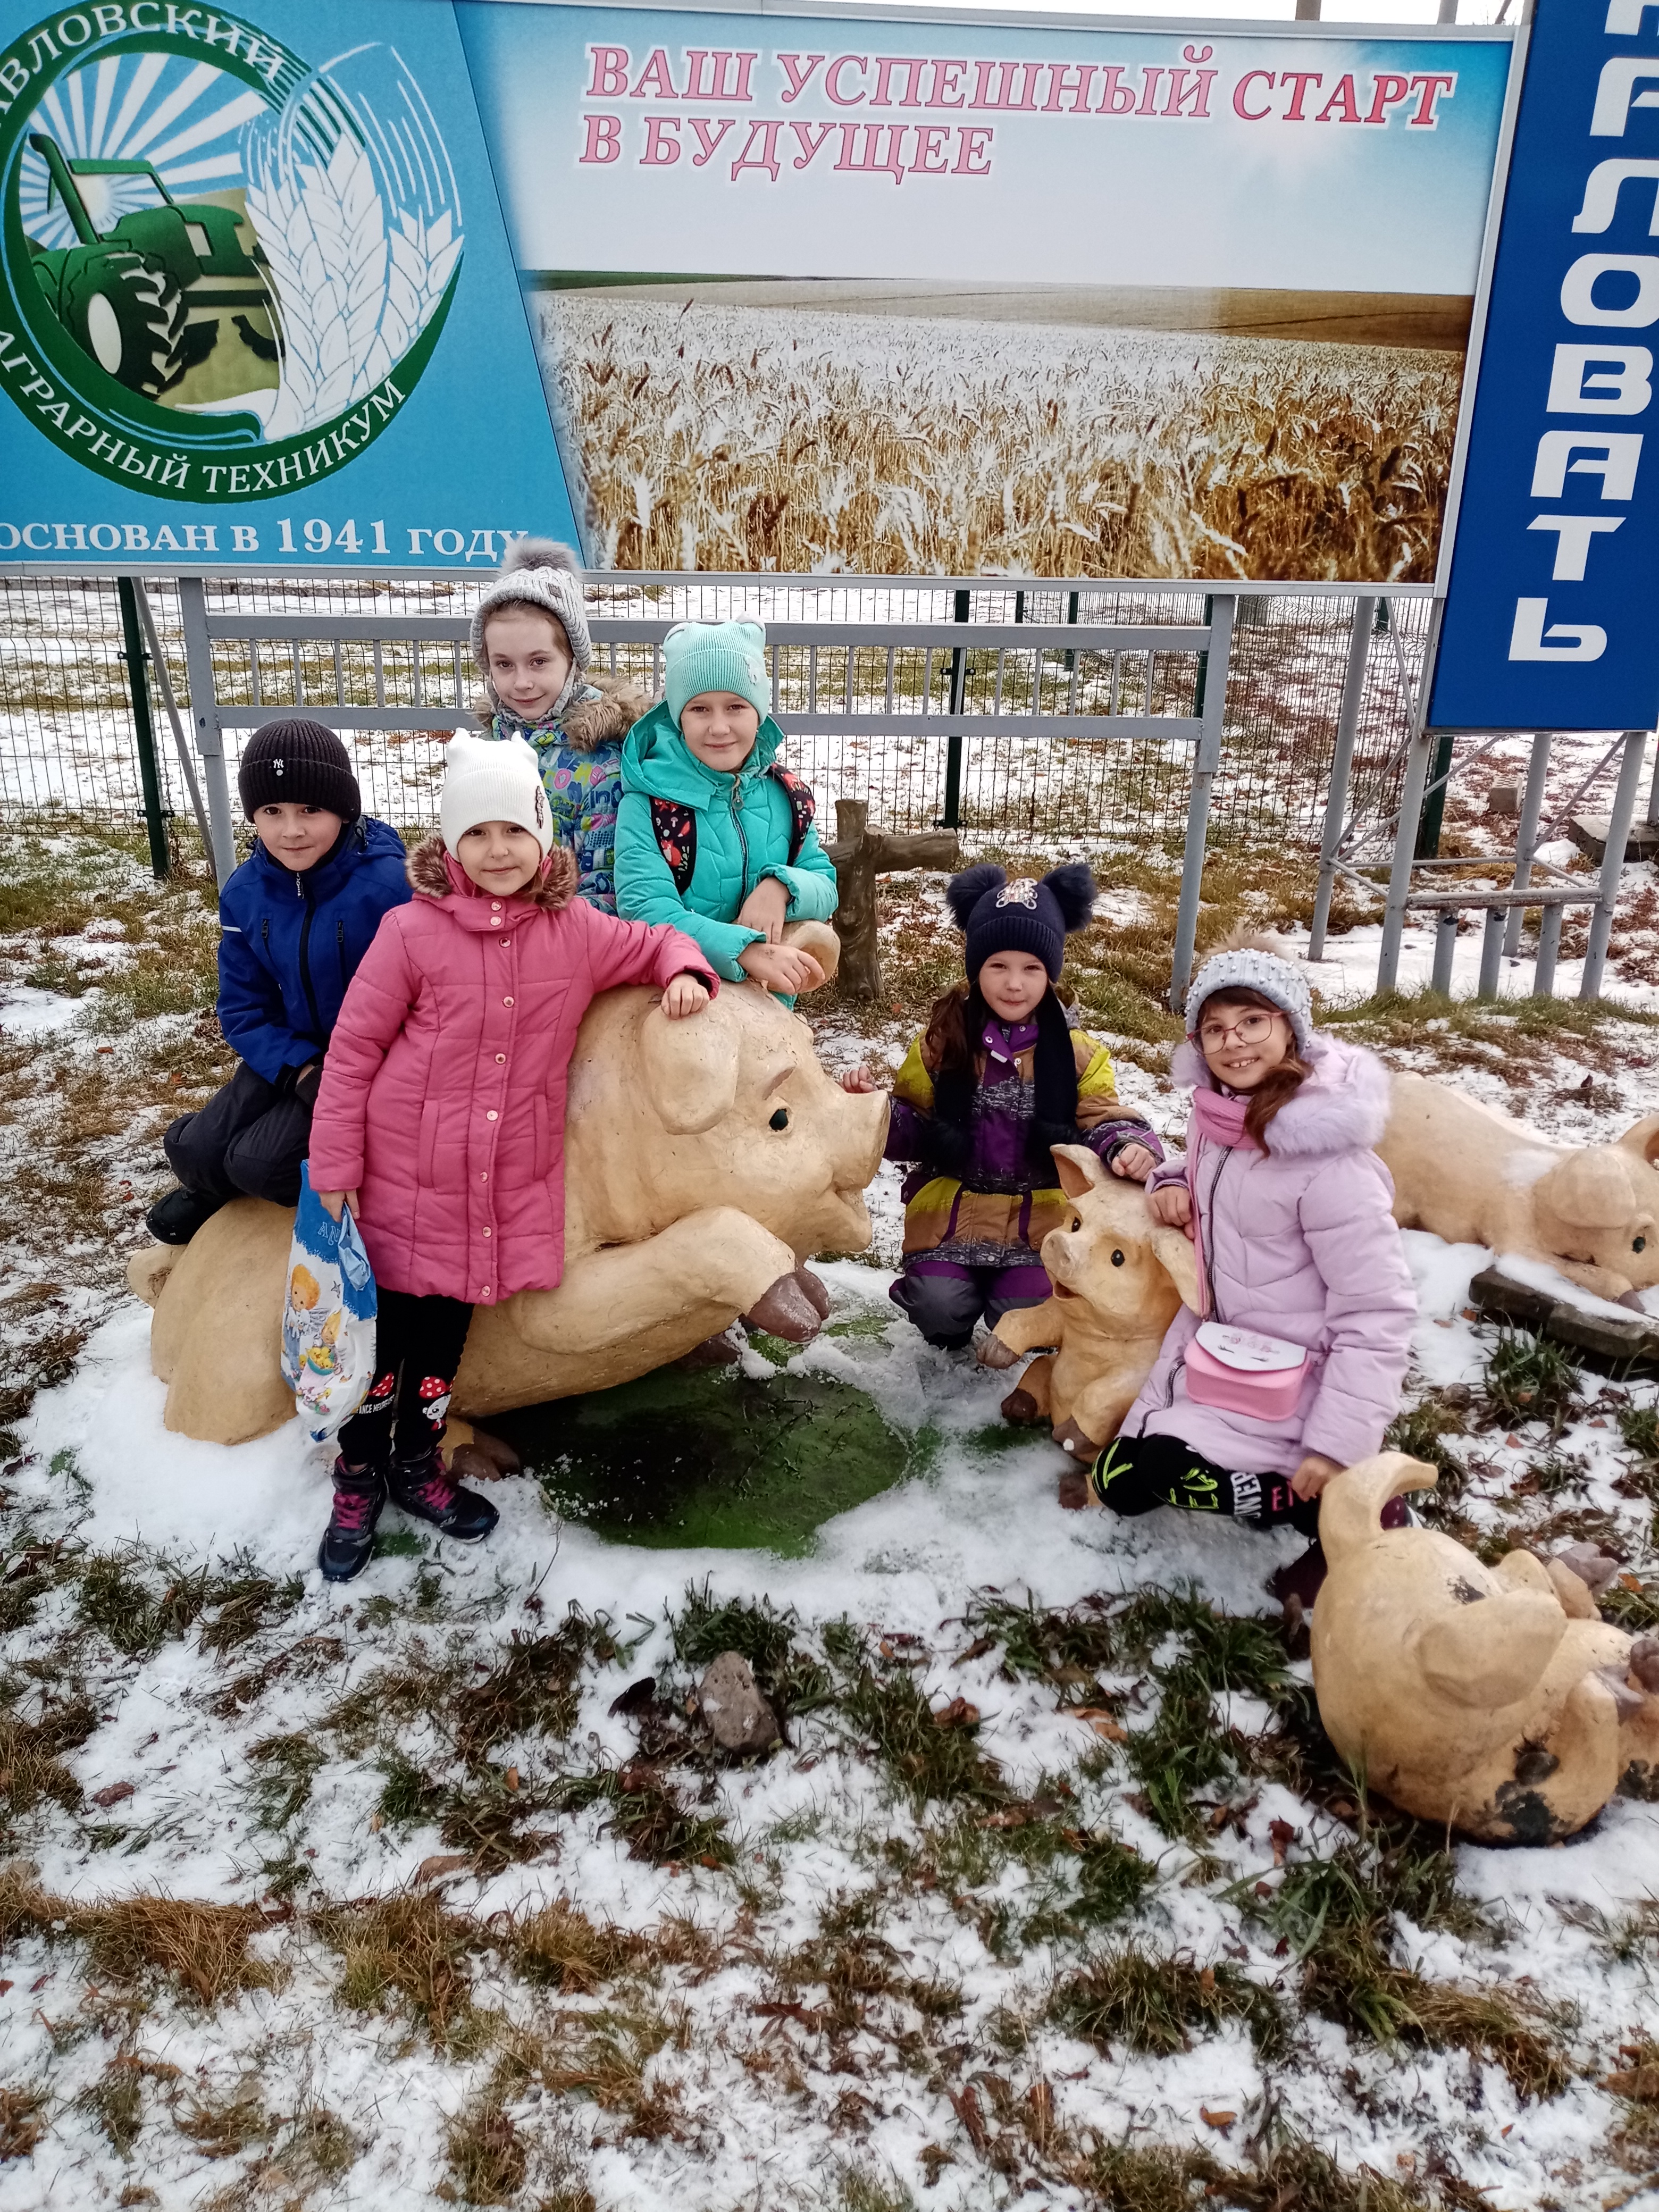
[824,798,960,1000]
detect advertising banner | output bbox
[1430,0,1659,733]
[463,4,1516,584]
[0,0,576,571]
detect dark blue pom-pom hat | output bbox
[944,862,1097,982]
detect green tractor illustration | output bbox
[27,133,281,407]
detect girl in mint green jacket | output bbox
[614,620,840,995]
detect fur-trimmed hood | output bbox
[407,831,578,913]
[472,670,648,753]
[1171,1032,1391,1159]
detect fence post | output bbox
[1580,728,1647,1000]
[941,585,970,830]
[1169,593,1236,1012]
[177,575,236,884]
[1308,594,1376,962]
[1503,727,1553,959]
[1375,721,1436,996]
[118,576,169,881]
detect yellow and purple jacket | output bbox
[886,1016,1160,1265]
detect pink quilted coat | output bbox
[308,837,715,1305]
[1122,1034,1415,1474]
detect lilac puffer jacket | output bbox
[1122,1034,1414,1474]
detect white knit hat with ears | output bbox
[440,734,553,858]
[1186,946,1314,1054]
[469,539,592,717]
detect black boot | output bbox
[318,1462,386,1581]
[145,1185,229,1245]
[388,1449,498,1543]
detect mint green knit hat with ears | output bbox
[662,619,771,726]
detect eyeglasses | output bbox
[1198,1011,1279,1049]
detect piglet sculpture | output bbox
[977,1146,1200,1458]
[1312,1452,1659,1844]
[127,983,887,1445]
[1380,1073,1659,1304]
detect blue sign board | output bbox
[1432,0,1659,731]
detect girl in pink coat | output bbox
[307,733,715,1581]
[1084,945,1415,1606]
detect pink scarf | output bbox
[1186,1085,1259,1318]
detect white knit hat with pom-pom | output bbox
[470,539,591,708]
[440,733,553,858]
[1185,946,1314,1054]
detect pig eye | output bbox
[769,1107,790,1132]
[1111,1250,1125,1267]
[1636,1236,1647,1253]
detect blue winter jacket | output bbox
[217,818,412,1086]
[614,703,839,982]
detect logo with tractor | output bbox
[0,7,464,497]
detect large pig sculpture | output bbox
[1380,1072,1659,1304]
[128,984,888,1445]
[1313,1452,1659,1843]
[976,1147,1199,1457]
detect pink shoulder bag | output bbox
[1180,1112,1310,1422]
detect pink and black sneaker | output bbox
[388,1449,498,1543]
[319,1463,387,1582]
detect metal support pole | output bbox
[1535,903,1562,998]
[1437,0,1459,19]
[1169,593,1236,1012]
[135,582,212,860]
[118,576,169,880]
[1415,727,1457,859]
[1308,594,1376,962]
[1376,723,1436,996]
[940,585,970,831]
[1477,907,1505,1000]
[1581,728,1647,1000]
[1503,728,1553,958]
[1431,912,1458,996]
[177,574,236,884]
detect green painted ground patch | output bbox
[495,1364,913,1554]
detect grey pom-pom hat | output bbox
[1186,946,1314,1055]
[470,539,592,718]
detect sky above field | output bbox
[459,5,1514,296]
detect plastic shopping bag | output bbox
[280,1163,378,1443]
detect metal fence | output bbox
[0,572,1429,866]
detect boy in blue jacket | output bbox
[614,621,840,998]
[145,717,412,1244]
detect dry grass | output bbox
[543,296,1457,582]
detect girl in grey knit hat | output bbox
[470,539,645,914]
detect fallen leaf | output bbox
[1069,1706,1127,1742]
[1621,1574,1643,1593]
[1607,2064,1659,2102]
[1200,2107,1237,2130]
[932,1697,980,1730]
[413,1853,473,1887]
[1199,1967,1215,1992]
[949,2084,988,2151]
[91,1782,134,1809]
[504,1766,520,1792]
[0,1981,11,1996]
[1269,1817,1298,1867]
[951,1636,994,1665]
[1462,1307,1479,1320]
[368,1812,383,1833]
[29,1976,46,1994]
[1433,1318,1453,1329]
[1505,1434,1523,1448]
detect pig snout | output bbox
[826,1083,888,1193]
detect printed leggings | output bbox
[337,1288,474,1469]
[1088,1431,1321,1537]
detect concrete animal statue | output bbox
[976,1146,1200,1457]
[1380,1071,1659,1304]
[128,983,887,1445]
[1312,1452,1659,1844]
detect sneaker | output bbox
[388,1450,499,1543]
[145,1185,228,1245]
[318,1465,386,1582]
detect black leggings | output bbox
[337,1288,473,1468]
[1088,1432,1321,1537]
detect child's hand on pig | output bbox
[1147,1181,1193,1235]
[838,1068,879,1093]
[1111,1141,1158,1182]
[661,974,711,1019]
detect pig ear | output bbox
[1152,1225,1201,1313]
[1051,1143,1107,1201]
[1619,1114,1659,1167]
[642,1001,740,1134]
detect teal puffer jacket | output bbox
[614,703,840,981]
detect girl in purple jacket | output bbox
[1086,945,1415,1606]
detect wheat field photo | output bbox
[535,288,1463,582]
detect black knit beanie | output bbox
[237,717,361,823]
[945,862,1097,982]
